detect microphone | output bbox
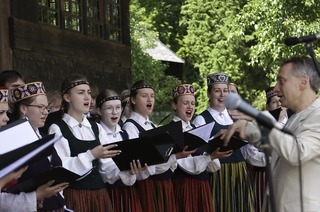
[285,33,320,46]
[225,93,293,135]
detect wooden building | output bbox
[0,0,131,92]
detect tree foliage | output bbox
[130,0,320,112]
[130,0,180,116]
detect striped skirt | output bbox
[135,179,156,212]
[152,178,176,212]
[63,187,113,212]
[173,177,213,212]
[107,186,142,212]
[211,161,255,212]
[252,166,268,212]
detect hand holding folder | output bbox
[183,122,248,153]
[7,167,92,194]
[0,118,61,179]
[106,130,177,171]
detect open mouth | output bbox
[146,103,152,109]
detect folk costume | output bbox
[98,94,142,212]
[171,84,219,212]
[193,74,264,212]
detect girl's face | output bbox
[22,95,49,129]
[64,84,91,115]
[208,84,229,110]
[99,99,122,129]
[0,102,9,127]
[172,95,195,122]
[267,95,281,111]
[131,88,154,117]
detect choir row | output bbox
[0,67,289,211]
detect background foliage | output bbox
[130,0,320,114]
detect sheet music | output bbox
[186,122,215,143]
[0,119,38,154]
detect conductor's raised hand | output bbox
[228,109,253,121]
[175,146,197,159]
[221,119,248,146]
[91,144,121,159]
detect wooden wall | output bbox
[0,0,132,93]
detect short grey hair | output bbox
[281,56,320,93]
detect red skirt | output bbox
[63,187,112,212]
[173,177,213,212]
[153,178,176,212]
[108,186,142,212]
[135,179,156,212]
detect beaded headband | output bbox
[97,96,121,108]
[12,82,46,103]
[120,94,130,102]
[61,80,90,95]
[0,87,8,103]
[207,73,229,85]
[172,84,195,98]
[265,86,278,99]
[130,85,154,93]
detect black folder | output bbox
[0,134,61,179]
[105,132,176,171]
[140,121,184,153]
[183,122,215,151]
[7,167,92,194]
[201,133,248,153]
[268,107,282,121]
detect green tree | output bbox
[178,0,320,112]
[130,0,180,121]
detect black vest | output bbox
[198,110,245,163]
[55,119,105,189]
[125,119,173,180]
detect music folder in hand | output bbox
[140,121,184,153]
[7,167,92,194]
[183,122,215,151]
[201,133,248,154]
[105,131,177,171]
[0,133,61,179]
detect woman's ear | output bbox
[97,108,102,116]
[20,104,28,117]
[63,93,71,102]
[172,102,177,111]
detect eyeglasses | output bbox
[26,104,51,113]
[101,106,122,114]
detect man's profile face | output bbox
[275,63,302,110]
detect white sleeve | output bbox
[192,115,206,127]
[99,158,136,186]
[177,155,220,174]
[136,165,156,180]
[49,124,96,174]
[154,155,177,175]
[122,122,139,139]
[0,192,37,211]
[206,158,221,172]
[241,144,266,167]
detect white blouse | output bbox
[122,111,177,178]
[173,116,221,174]
[193,107,266,167]
[48,113,136,186]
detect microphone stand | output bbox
[305,42,320,77]
[259,125,276,212]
